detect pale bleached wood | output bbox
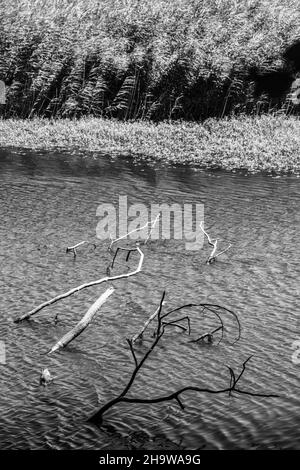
[48,287,114,354]
[14,247,143,323]
[199,222,231,264]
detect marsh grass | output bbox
[0,115,299,173]
[0,0,299,119]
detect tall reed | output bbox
[0,0,299,120]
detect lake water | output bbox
[0,148,299,450]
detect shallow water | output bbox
[0,148,299,450]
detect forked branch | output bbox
[14,246,144,323]
[66,241,88,258]
[162,302,241,344]
[109,214,160,252]
[89,294,277,426]
[200,222,231,264]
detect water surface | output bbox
[0,148,299,449]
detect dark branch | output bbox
[162,316,191,335]
[127,338,138,368]
[190,325,223,343]
[88,297,278,427]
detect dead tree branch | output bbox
[89,294,277,426]
[132,303,162,344]
[14,246,144,323]
[162,316,191,335]
[162,302,241,344]
[109,214,160,252]
[47,287,114,354]
[105,215,160,277]
[190,325,223,344]
[66,241,88,258]
[199,222,231,264]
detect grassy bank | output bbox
[0,0,299,119]
[1,115,299,173]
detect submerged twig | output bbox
[190,325,222,343]
[162,316,191,335]
[66,241,88,258]
[109,214,160,252]
[14,247,144,323]
[199,222,231,264]
[132,303,162,344]
[162,302,241,344]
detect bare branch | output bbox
[109,214,160,251]
[88,295,276,427]
[175,396,185,410]
[190,325,223,343]
[199,222,231,264]
[162,302,240,344]
[163,316,191,335]
[227,366,236,396]
[127,338,138,368]
[66,241,88,258]
[14,247,144,323]
[215,243,232,258]
[89,341,279,426]
[132,304,162,344]
[233,355,254,388]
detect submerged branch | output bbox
[162,302,241,344]
[47,287,114,354]
[190,325,223,343]
[89,293,276,426]
[199,222,231,264]
[14,247,144,323]
[109,214,160,252]
[66,241,88,258]
[132,303,162,344]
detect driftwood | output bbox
[199,222,231,264]
[48,287,114,355]
[163,302,241,344]
[15,216,160,324]
[162,315,191,334]
[109,214,160,252]
[14,246,144,323]
[66,241,88,258]
[190,326,223,344]
[131,303,162,344]
[89,293,277,426]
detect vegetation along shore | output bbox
[0,115,299,174]
[0,0,300,173]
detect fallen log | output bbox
[47,286,114,355]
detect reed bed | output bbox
[0,0,299,119]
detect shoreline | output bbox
[0,116,299,174]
